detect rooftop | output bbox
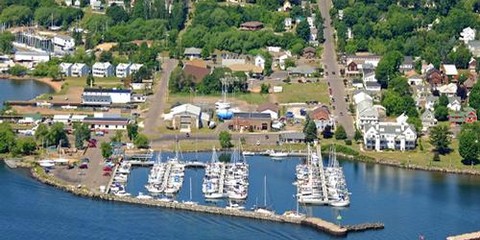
[184,47,202,55]
[84,88,131,93]
[233,112,271,119]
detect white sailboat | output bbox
[254,175,275,215]
[325,146,350,207]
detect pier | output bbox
[447,231,480,240]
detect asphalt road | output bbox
[317,0,355,137]
[143,59,178,135]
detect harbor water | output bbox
[3,152,480,239]
[0,79,53,107]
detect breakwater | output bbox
[30,165,383,237]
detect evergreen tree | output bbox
[335,125,347,140]
[429,125,452,155]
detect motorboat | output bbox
[242,151,255,156]
[38,160,55,168]
[136,192,153,200]
[269,151,289,158]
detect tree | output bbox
[0,32,14,54]
[127,123,139,141]
[47,123,69,147]
[8,65,27,76]
[0,5,33,26]
[429,125,452,155]
[73,123,91,149]
[260,83,270,94]
[375,51,403,88]
[110,131,124,143]
[134,134,149,148]
[434,106,449,121]
[98,51,113,63]
[438,94,449,107]
[335,125,347,140]
[100,142,113,159]
[354,128,362,142]
[0,123,16,153]
[219,131,233,149]
[447,44,472,69]
[86,73,95,87]
[296,20,311,42]
[322,125,333,138]
[388,76,411,95]
[304,120,318,143]
[459,123,480,164]
[106,5,129,24]
[469,81,480,115]
[14,137,37,155]
[35,124,49,144]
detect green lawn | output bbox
[235,93,269,104]
[274,82,329,104]
[65,76,123,88]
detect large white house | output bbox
[363,114,417,151]
[82,88,132,105]
[354,91,383,130]
[460,27,476,44]
[71,63,90,77]
[60,63,73,77]
[92,62,114,77]
[116,63,131,78]
[53,35,75,51]
[130,63,143,75]
[255,55,266,70]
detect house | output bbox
[107,0,126,8]
[425,95,438,111]
[90,0,103,10]
[92,62,114,77]
[130,63,143,75]
[131,94,147,103]
[364,82,381,92]
[280,0,292,11]
[257,103,279,120]
[303,47,316,59]
[14,51,50,64]
[363,114,417,151]
[353,91,373,105]
[82,88,132,104]
[426,67,445,86]
[469,58,477,72]
[228,63,263,78]
[163,104,210,132]
[184,47,202,60]
[183,60,210,82]
[447,96,462,111]
[408,75,423,85]
[240,21,264,31]
[60,63,73,77]
[310,106,334,131]
[464,77,476,91]
[53,35,75,51]
[362,71,376,84]
[399,56,414,73]
[449,107,478,125]
[71,63,89,77]
[460,27,476,44]
[284,18,293,30]
[221,54,246,67]
[280,132,306,143]
[83,117,129,130]
[255,55,266,70]
[352,79,364,89]
[421,109,437,132]
[228,112,271,131]
[356,100,381,130]
[468,40,480,57]
[287,65,316,77]
[442,64,458,80]
[437,83,457,97]
[309,27,318,42]
[116,63,131,78]
[65,0,73,6]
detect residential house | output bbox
[90,0,103,10]
[467,40,480,57]
[53,35,75,51]
[83,117,129,130]
[310,106,334,131]
[255,55,266,70]
[257,103,279,120]
[469,58,477,73]
[421,109,437,132]
[60,63,73,77]
[442,64,458,81]
[437,83,457,97]
[65,0,73,6]
[426,67,445,86]
[287,65,316,77]
[284,18,293,30]
[363,114,417,151]
[130,63,143,75]
[279,0,292,11]
[116,63,132,78]
[302,47,316,59]
[92,62,114,77]
[221,54,246,67]
[399,56,414,73]
[408,75,423,85]
[71,63,89,77]
[228,112,271,131]
[365,82,381,92]
[352,79,363,89]
[353,91,373,105]
[354,91,381,130]
[460,27,476,44]
[82,88,132,104]
[449,107,478,125]
[309,27,318,42]
[14,51,50,65]
[280,132,306,143]
[184,47,202,60]
[464,77,476,91]
[240,21,264,31]
[425,95,438,111]
[163,103,210,132]
[447,96,462,111]
[228,63,263,78]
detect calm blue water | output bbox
[3,152,480,239]
[0,79,53,107]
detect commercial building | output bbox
[82,88,132,105]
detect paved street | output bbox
[317,0,355,137]
[143,59,178,135]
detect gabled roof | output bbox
[442,64,458,75]
[183,64,210,82]
[93,62,112,68]
[184,47,202,55]
[116,63,131,69]
[311,106,330,120]
[170,103,202,116]
[257,103,279,112]
[84,88,131,93]
[233,112,271,119]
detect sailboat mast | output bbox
[189,177,192,201]
[264,175,267,207]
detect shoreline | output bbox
[0,74,63,92]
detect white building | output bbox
[60,63,73,77]
[425,95,438,111]
[408,75,423,85]
[131,94,147,103]
[71,63,90,77]
[82,88,132,105]
[14,51,50,63]
[437,83,457,97]
[460,27,476,44]
[130,63,143,75]
[163,103,210,132]
[354,91,383,130]
[92,62,114,78]
[116,63,131,78]
[65,0,73,6]
[255,55,266,70]
[284,18,293,30]
[363,114,417,151]
[83,117,129,130]
[53,35,75,51]
[447,96,462,112]
[365,82,381,92]
[184,47,202,59]
[421,109,437,132]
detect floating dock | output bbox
[447,231,480,240]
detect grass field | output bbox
[274,82,329,104]
[234,93,269,104]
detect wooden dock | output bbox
[447,231,480,240]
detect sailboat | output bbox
[254,175,275,215]
[203,147,226,199]
[184,177,198,205]
[325,146,350,207]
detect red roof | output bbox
[183,64,210,83]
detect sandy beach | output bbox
[0,75,63,92]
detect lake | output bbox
[0,79,54,107]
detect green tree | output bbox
[354,128,362,142]
[100,142,113,159]
[375,51,403,88]
[304,120,318,143]
[0,5,33,26]
[335,125,347,140]
[47,122,69,147]
[73,123,91,149]
[438,94,449,107]
[469,81,480,115]
[219,131,233,149]
[434,105,449,122]
[322,125,333,138]
[0,32,14,54]
[296,20,311,42]
[110,130,124,143]
[8,65,27,76]
[86,73,95,87]
[0,123,16,153]
[429,125,452,155]
[34,124,50,145]
[98,51,113,63]
[134,134,149,148]
[260,83,270,94]
[127,123,139,141]
[447,44,472,69]
[14,137,37,155]
[106,5,129,24]
[458,123,480,164]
